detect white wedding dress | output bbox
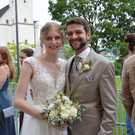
[20,57,67,135]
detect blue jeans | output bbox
[126,113,135,135]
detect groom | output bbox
[65,17,117,135]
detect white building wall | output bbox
[0,0,35,46]
[17,0,33,23]
[18,24,34,43]
[0,7,12,24]
[0,25,12,46]
[0,6,14,46]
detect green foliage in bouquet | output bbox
[40,92,85,129]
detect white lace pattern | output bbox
[24,57,67,105]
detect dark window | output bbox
[6,20,9,24]
[24,0,26,3]
[24,18,27,23]
[25,40,28,43]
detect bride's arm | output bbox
[14,62,43,120]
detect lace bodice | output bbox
[24,57,67,105]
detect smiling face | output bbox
[43,28,62,55]
[19,52,28,66]
[67,23,91,55]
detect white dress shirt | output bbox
[78,47,90,60]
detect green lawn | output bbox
[116,77,121,89]
[114,77,127,135]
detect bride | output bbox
[14,22,68,135]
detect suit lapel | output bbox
[70,49,96,95]
[70,70,87,94]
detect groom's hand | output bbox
[97,104,104,115]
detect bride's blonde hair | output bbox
[40,22,65,54]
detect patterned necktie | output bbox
[69,56,81,90]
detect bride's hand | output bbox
[49,123,68,131]
[49,123,59,129]
[59,123,68,131]
[40,114,48,122]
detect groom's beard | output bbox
[70,38,88,51]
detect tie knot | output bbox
[74,56,81,62]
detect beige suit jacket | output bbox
[65,49,117,135]
[121,55,135,130]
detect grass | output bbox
[115,77,121,89]
[114,77,127,135]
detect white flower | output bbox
[48,103,54,110]
[64,103,71,109]
[49,108,58,119]
[55,99,61,104]
[60,109,70,119]
[57,95,61,99]
[84,64,90,70]
[65,100,73,104]
[69,106,77,118]
[62,96,70,101]
[41,92,86,128]
[60,104,66,110]
[80,60,92,74]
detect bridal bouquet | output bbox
[40,92,85,129]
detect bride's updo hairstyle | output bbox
[124,32,135,52]
[40,22,65,54]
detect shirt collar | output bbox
[77,47,90,59]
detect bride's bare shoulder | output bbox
[34,55,42,60]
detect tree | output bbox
[48,0,135,55]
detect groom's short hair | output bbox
[66,17,90,34]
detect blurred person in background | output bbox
[121,33,135,135]
[19,48,34,66]
[0,46,16,135]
